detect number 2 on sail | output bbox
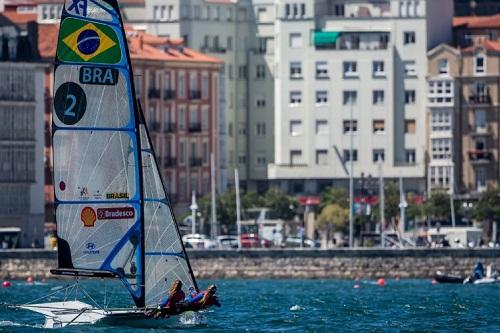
[64,95,77,117]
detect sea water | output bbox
[0,279,498,332]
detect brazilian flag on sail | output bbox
[57,17,121,64]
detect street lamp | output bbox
[190,191,198,235]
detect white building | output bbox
[131,0,454,194]
[268,0,453,194]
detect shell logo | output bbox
[81,207,97,227]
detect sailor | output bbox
[184,284,221,311]
[473,262,485,280]
[147,279,186,318]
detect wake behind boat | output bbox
[12,0,216,327]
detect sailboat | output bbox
[14,0,201,327]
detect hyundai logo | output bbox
[86,242,96,250]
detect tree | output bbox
[262,188,296,220]
[424,191,450,221]
[319,186,348,211]
[382,181,400,222]
[317,204,349,233]
[471,187,500,222]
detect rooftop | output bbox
[35,23,223,65]
[453,14,500,29]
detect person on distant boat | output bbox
[147,279,186,318]
[473,262,485,280]
[184,284,221,311]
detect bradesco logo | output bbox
[96,207,135,220]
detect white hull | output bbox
[19,301,203,328]
[473,277,499,285]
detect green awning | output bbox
[313,31,341,46]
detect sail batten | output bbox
[53,0,197,308]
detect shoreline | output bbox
[1,249,499,279]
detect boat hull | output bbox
[434,272,464,284]
[19,301,203,328]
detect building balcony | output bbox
[189,90,202,100]
[470,125,490,136]
[163,89,176,100]
[163,122,176,133]
[148,88,161,99]
[189,157,203,167]
[467,94,491,105]
[188,123,202,132]
[468,150,493,164]
[163,157,176,168]
[149,121,161,132]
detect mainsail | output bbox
[52,0,197,308]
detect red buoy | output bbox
[26,276,34,284]
[353,284,361,289]
[376,278,386,286]
[431,279,438,285]
[2,281,11,288]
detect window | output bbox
[343,120,358,134]
[289,120,303,136]
[373,149,385,162]
[178,106,185,130]
[475,110,486,132]
[431,110,452,131]
[438,59,449,75]
[290,150,303,165]
[256,154,267,166]
[316,150,328,165]
[404,31,416,45]
[238,65,247,79]
[404,60,417,76]
[343,61,358,77]
[238,154,247,165]
[238,123,247,135]
[316,61,328,78]
[405,119,416,134]
[285,4,290,17]
[256,122,266,136]
[199,106,208,131]
[256,98,266,108]
[334,4,345,16]
[178,72,185,98]
[226,7,233,21]
[373,61,385,77]
[256,64,266,79]
[257,38,267,53]
[373,120,385,134]
[179,141,185,164]
[343,149,358,162]
[315,120,328,134]
[290,91,302,105]
[227,36,233,51]
[293,4,298,17]
[405,149,416,164]
[289,33,303,48]
[431,138,452,160]
[405,90,416,104]
[201,74,208,99]
[194,5,201,19]
[290,62,302,78]
[476,167,487,192]
[428,80,453,105]
[316,91,328,105]
[343,91,357,105]
[373,90,385,105]
[300,3,306,16]
[181,5,189,18]
[475,53,485,74]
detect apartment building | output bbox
[454,0,500,17]
[0,21,46,247]
[426,45,459,192]
[426,14,500,195]
[134,0,276,192]
[128,30,224,206]
[268,0,453,194]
